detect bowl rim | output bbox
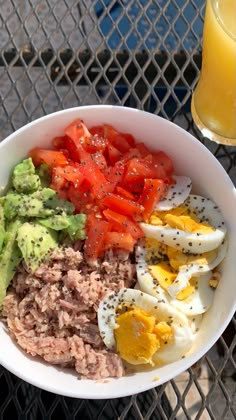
[0,105,236,399]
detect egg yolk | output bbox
[114,308,172,365]
[148,259,198,300]
[150,206,215,235]
[167,247,217,271]
[146,238,217,300]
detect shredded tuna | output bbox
[1,247,136,379]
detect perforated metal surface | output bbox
[0,1,235,419]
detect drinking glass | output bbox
[191,0,236,145]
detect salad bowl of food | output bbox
[0,105,235,399]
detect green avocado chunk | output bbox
[38,215,71,230]
[0,219,23,307]
[16,222,58,272]
[36,163,51,188]
[43,194,75,215]
[65,214,86,240]
[12,158,41,193]
[3,188,74,220]
[4,190,55,220]
[38,213,86,241]
[0,204,5,253]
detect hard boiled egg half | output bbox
[136,193,227,315]
[97,288,193,366]
[141,195,227,254]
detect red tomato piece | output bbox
[84,135,107,154]
[121,133,136,147]
[107,142,123,165]
[115,186,136,200]
[103,209,143,240]
[103,125,131,153]
[50,166,68,198]
[84,219,110,260]
[105,161,125,193]
[103,193,144,217]
[136,142,150,157]
[103,232,136,253]
[91,151,107,171]
[152,151,174,175]
[65,118,92,146]
[89,125,105,137]
[29,148,68,167]
[103,208,127,225]
[122,157,167,193]
[139,178,166,221]
[77,146,108,198]
[67,179,93,211]
[52,136,68,150]
[120,148,141,162]
[56,164,83,186]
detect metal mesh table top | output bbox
[0,1,235,419]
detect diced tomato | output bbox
[84,219,110,260]
[123,217,144,239]
[103,209,143,240]
[50,166,66,194]
[152,151,174,175]
[29,148,68,167]
[52,136,68,150]
[105,160,125,193]
[121,133,136,147]
[103,193,144,217]
[91,151,107,171]
[122,157,167,193]
[139,178,166,221]
[120,148,141,162]
[65,118,91,146]
[89,125,105,138]
[77,146,108,198]
[103,208,126,226]
[115,186,136,200]
[106,141,123,165]
[103,125,131,153]
[38,118,176,256]
[136,142,150,157]
[103,232,136,252]
[83,135,107,154]
[67,179,93,211]
[56,164,83,186]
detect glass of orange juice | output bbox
[191,0,236,145]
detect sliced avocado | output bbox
[38,215,70,230]
[0,204,5,253]
[36,163,51,188]
[13,174,41,194]
[16,222,58,272]
[0,219,23,307]
[65,214,86,240]
[4,187,74,220]
[44,194,75,215]
[4,191,54,220]
[38,213,86,240]
[13,157,35,177]
[12,158,41,193]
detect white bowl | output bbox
[0,105,236,399]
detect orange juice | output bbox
[191,0,236,145]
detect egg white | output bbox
[97,288,193,364]
[141,195,227,254]
[167,238,227,297]
[155,176,192,211]
[136,245,217,315]
[188,314,203,334]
